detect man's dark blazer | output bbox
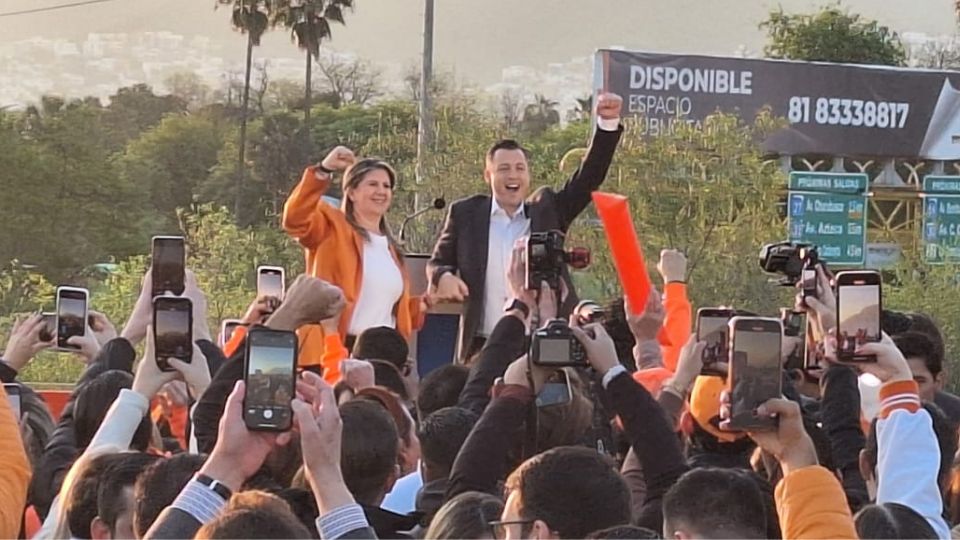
[427,125,623,359]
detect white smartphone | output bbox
[257,266,285,313]
[219,318,244,348]
[56,286,89,351]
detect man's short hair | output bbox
[663,468,767,539]
[195,507,312,539]
[486,139,529,164]
[417,364,469,419]
[134,453,206,537]
[339,399,399,505]
[418,407,479,477]
[864,402,957,489]
[855,502,938,539]
[96,452,160,535]
[586,525,661,539]
[369,360,410,402]
[894,331,944,378]
[74,370,152,451]
[65,452,129,539]
[504,446,630,539]
[352,326,409,371]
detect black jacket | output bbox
[427,126,623,359]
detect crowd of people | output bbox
[1,90,959,540]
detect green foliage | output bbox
[761,4,906,66]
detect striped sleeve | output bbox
[170,479,228,524]
[878,380,921,419]
[316,503,369,540]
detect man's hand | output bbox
[201,379,293,493]
[657,249,687,284]
[670,336,706,394]
[182,270,212,342]
[66,322,102,365]
[435,273,469,303]
[742,398,817,476]
[321,146,356,172]
[167,343,212,398]
[267,275,345,332]
[625,289,665,342]
[853,333,913,384]
[570,323,620,376]
[88,311,117,346]
[2,314,52,372]
[341,359,375,391]
[503,355,551,395]
[596,92,623,121]
[796,266,835,339]
[293,372,353,514]
[131,326,178,400]
[242,296,274,326]
[121,270,154,346]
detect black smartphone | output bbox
[39,312,56,343]
[835,270,882,363]
[696,308,734,376]
[243,328,297,431]
[3,384,21,419]
[780,309,806,371]
[726,316,782,432]
[151,236,185,297]
[153,297,193,372]
[56,287,88,351]
[256,266,285,314]
[536,369,573,408]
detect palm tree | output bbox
[217,0,273,222]
[274,0,353,150]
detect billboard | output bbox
[596,49,960,159]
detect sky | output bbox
[1,0,957,88]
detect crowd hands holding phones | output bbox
[0,91,957,540]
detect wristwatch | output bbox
[504,298,531,319]
[195,473,233,500]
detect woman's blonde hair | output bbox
[341,158,403,255]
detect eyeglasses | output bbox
[488,519,534,540]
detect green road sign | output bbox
[787,172,868,266]
[922,175,960,264]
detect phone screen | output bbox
[258,269,284,301]
[4,385,20,419]
[729,320,782,430]
[244,331,296,431]
[837,283,881,358]
[536,371,572,408]
[152,237,185,296]
[57,290,87,349]
[699,315,730,369]
[801,268,817,292]
[40,313,56,343]
[221,321,242,347]
[154,298,192,368]
[538,339,571,366]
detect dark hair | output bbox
[340,158,401,250]
[855,502,938,539]
[195,508,312,539]
[864,402,957,490]
[353,326,409,371]
[425,491,504,540]
[486,139,529,164]
[536,368,594,453]
[418,407,479,479]
[586,525,661,539]
[416,364,469,419]
[339,399,399,505]
[19,385,55,470]
[355,386,414,445]
[277,488,320,540]
[894,331,944,378]
[663,468,767,539]
[65,452,129,539]
[883,310,946,363]
[134,453,206,537]
[74,370,152,451]
[96,452,160,535]
[369,360,411,402]
[505,446,631,539]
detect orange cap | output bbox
[689,375,743,443]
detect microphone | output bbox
[399,197,446,243]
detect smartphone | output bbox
[151,236,186,297]
[153,297,193,372]
[243,328,297,431]
[3,384,21,419]
[39,312,56,343]
[801,266,818,298]
[536,369,573,408]
[835,270,882,363]
[219,319,244,348]
[696,308,734,376]
[780,309,806,371]
[726,316,783,432]
[257,266,285,314]
[56,287,88,351]
[803,316,822,371]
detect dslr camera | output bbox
[759,242,819,286]
[525,231,590,290]
[530,319,589,367]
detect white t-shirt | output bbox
[349,233,404,335]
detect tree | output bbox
[908,35,960,69]
[521,94,561,137]
[217,0,274,222]
[164,72,213,111]
[101,84,187,150]
[315,53,383,107]
[761,4,906,66]
[274,0,354,150]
